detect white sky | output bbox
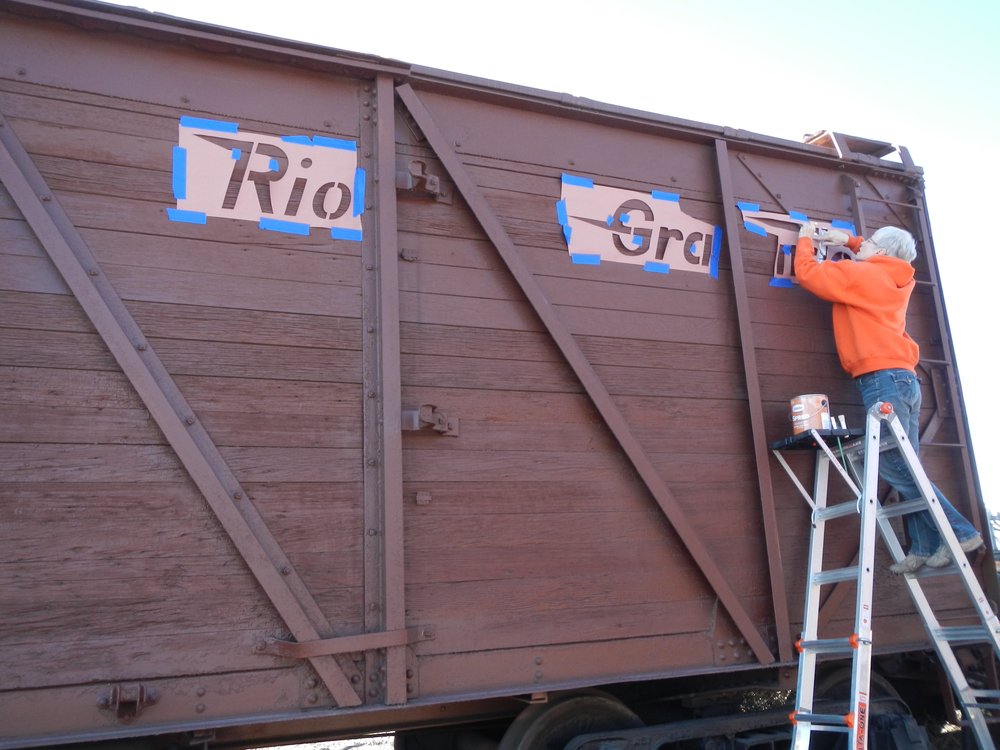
[105,0,1000,513]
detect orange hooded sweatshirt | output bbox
[794,234,919,378]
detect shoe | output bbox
[960,533,985,553]
[924,545,951,568]
[923,534,985,569]
[890,553,929,574]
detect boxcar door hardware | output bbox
[401,405,459,436]
[97,684,158,722]
[396,158,451,203]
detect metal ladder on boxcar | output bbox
[772,401,1000,749]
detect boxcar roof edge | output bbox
[3,0,923,179]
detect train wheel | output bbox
[497,691,643,750]
[812,669,923,750]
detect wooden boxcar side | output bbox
[0,1,991,748]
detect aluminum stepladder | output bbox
[772,401,1000,750]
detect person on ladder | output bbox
[794,221,984,573]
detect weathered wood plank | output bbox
[415,631,715,695]
[0,481,363,562]
[0,25,364,136]
[0,444,361,482]
[0,290,364,351]
[399,478,756,516]
[0,366,363,415]
[0,327,364,382]
[1,630,303,690]
[415,598,718,656]
[0,588,362,653]
[0,251,363,316]
[0,74,360,142]
[0,403,361,449]
[403,448,756,484]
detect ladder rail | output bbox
[791,415,880,750]
[882,412,1000,644]
[791,450,833,741]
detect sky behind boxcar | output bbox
[105,0,1000,514]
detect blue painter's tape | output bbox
[555,199,568,225]
[314,135,357,151]
[231,148,241,160]
[789,210,808,222]
[710,226,722,279]
[571,253,601,265]
[651,190,680,203]
[269,158,280,172]
[781,243,793,255]
[606,215,614,226]
[171,146,187,200]
[831,219,856,233]
[744,221,768,237]
[166,208,207,224]
[644,261,671,274]
[631,235,643,247]
[179,116,238,133]
[353,168,366,217]
[562,173,594,188]
[282,135,314,145]
[260,217,310,236]
[737,201,760,213]
[620,214,631,225]
[769,277,795,288]
[331,227,363,242]
[563,224,572,243]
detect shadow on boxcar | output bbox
[394,673,939,750]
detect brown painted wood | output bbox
[398,82,775,666]
[0,106,365,706]
[0,3,987,744]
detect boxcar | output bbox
[0,1,994,748]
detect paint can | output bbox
[790,394,831,434]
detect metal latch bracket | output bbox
[97,684,158,722]
[402,405,459,437]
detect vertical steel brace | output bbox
[376,73,407,705]
[714,139,793,663]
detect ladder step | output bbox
[910,565,960,580]
[791,712,850,730]
[961,697,1000,711]
[796,636,862,655]
[813,566,860,585]
[934,625,992,644]
[969,689,1000,699]
[815,502,859,521]
[877,498,929,519]
[962,690,1000,711]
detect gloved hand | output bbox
[817,228,850,246]
[798,221,817,239]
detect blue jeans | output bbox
[855,369,979,556]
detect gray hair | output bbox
[871,226,917,263]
